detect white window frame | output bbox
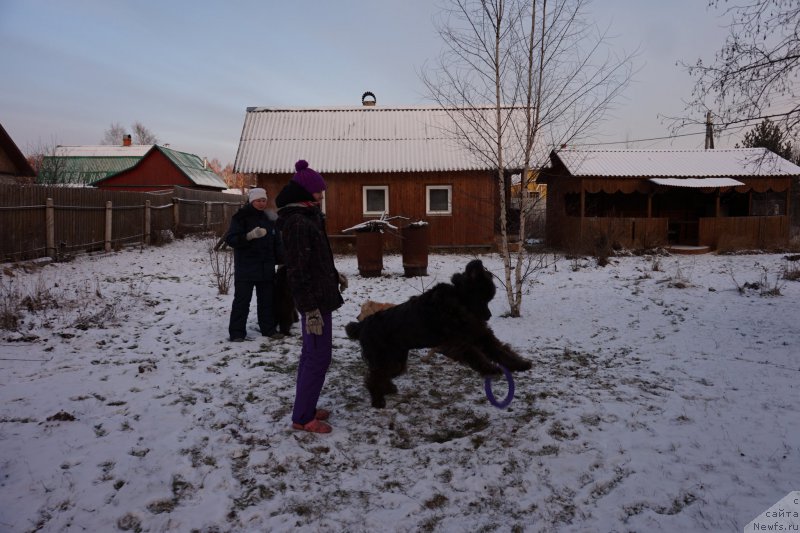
[362,185,389,216]
[426,185,452,215]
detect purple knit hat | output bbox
[292,160,326,194]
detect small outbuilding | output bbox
[540,148,799,251]
[93,145,227,192]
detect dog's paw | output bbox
[506,359,533,372]
[370,397,387,408]
[479,365,503,377]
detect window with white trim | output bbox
[362,186,388,215]
[426,185,452,215]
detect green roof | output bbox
[91,145,227,189]
[156,145,228,189]
[37,156,143,185]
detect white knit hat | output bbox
[248,188,267,203]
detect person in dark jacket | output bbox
[275,160,347,434]
[224,188,284,342]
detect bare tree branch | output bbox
[100,122,125,145]
[422,0,635,316]
[675,0,800,138]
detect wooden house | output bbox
[0,122,36,184]
[540,148,799,252]
[93,145,227,192]
[234,102,515,250]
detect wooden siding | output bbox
[96,150,196,192]
[544,177,569,247]
[581,217,669,249]
[544,172,794,251]
[557,216,668,250]
[257,170,496,248]
[699,216,789,249]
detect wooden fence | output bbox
[699,215,790,250]
[0,184,245,262]
[561,216,669,251]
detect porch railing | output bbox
[699,215,789,250]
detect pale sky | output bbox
[0,0,733,166]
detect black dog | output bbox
[273,265,299,335]
[345,259,532,408]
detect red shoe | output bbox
[315,408,330,421]
[291,419,332,433]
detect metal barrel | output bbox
[401,223,429,277]
[356,229,383,277]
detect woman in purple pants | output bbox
[275,160,347,433]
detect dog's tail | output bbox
[344,321,362,340]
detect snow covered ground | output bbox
[0,236,798,532]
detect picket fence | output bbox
[0,184,245,262]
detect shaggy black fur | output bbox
[345,259,532,408]
[273,265,299,335]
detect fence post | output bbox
[104,201,113,252]
[46,197,55,260]
[144,200,151,246]
[172,198,180,235]
[205,201,212,230]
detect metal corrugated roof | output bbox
[234,106,505,173]
[157,146,227,189]
[38,155,145,185]
[55,145,153,157]
[554,148,800,177]
[37,145,154,185]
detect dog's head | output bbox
[451,259,495,321]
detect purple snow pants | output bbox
[291,310,333,425]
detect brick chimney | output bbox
[361,91,376,107]
[122,134,132,147]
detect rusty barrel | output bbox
[356,229,383,277]
[401,223,429,277]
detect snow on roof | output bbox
[234,106,522,174]
[649,177,745,188]
[55,145,154,157]
[554,148,800,177]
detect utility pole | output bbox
[705,111,715,149]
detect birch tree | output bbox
[423,0,634,316]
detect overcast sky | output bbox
[0,0,734,166]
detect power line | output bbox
[572,130,706,147]
[561,111,798,149]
